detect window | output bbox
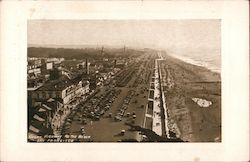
[42,92,46,98]
[56,92,60,98]
[38,92,42,99]
[48,92,52,98]
[52,92,56,98]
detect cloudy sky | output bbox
[28,20,220,50]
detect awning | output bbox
[42,104,52,110]
[33,114,45,122]
[29,125,40,133]
[47,98,55,102]
[38,108,46,112]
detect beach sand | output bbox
[161,54,221,142]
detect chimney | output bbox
[101,46,104,56]
[85,58,89,75]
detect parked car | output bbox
[114,116,122,121]
[121,129,126,135]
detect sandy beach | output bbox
[161,53,221,142]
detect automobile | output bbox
[87,113,95,118]
[99,110,105,115]
[120,111,125,116]
[92,115,100,121]
[132,115,136,119]
[126,112,130,117]
[122,105,127,110]
[142,135,147,140]
[95,112,100,116]
[116,112,121,117]
[121,129,126,135]
[81,119,87,124]
[104,106,110,111]
[65,122,71,126]
[81,127,85,134]
[73,116,80,121]
[114,116,122,121]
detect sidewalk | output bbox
[51,94,88,135]
[152,59,162,136]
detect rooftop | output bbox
[35,75,87,91]
[36,76,72,91]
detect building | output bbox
[115,59,127,68]
[30,75,90,105]
[41,59,54,75]
[77,62,85,70]
[46,58,64,64]
[46,62,53,70]
[27,59,42,76]
[28,98,63,140]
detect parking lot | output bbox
[60,55,156,142]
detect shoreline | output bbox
[168,53,221,74]
[161,53,221,142]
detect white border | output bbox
[0,1,249,161]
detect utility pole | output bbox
[101,46,104,56]
[123,45,126,54]
[85,58,89,75]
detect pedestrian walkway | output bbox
[51,95,88,135]
[150,52,170,137]
[152,59,162,136]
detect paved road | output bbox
[61,57,153,142]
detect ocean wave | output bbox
[168,54,221,73]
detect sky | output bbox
[28,20,220,50]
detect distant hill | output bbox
[28,44,117,49]
[27,47,146,60]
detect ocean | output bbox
[167,48,221,73]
